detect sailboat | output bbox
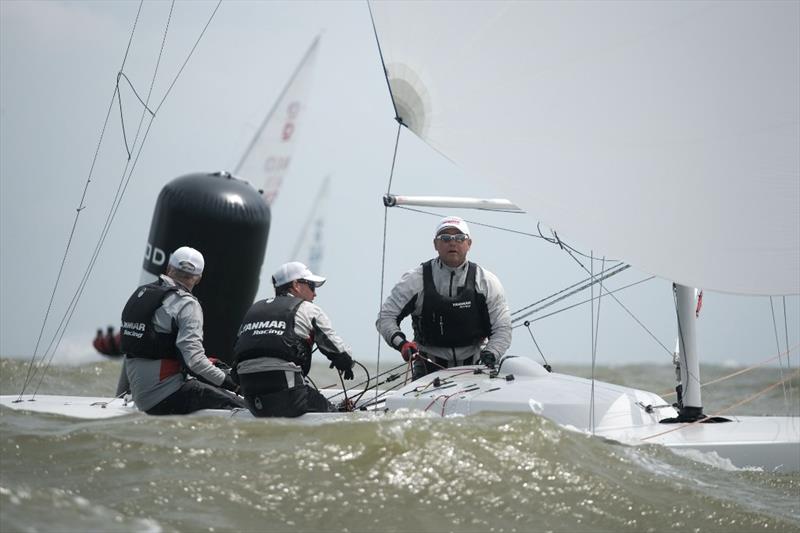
[2,2,798,472]
[363,0,800,472]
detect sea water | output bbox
[1,357,798,532]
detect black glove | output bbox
[220,371,240,394]
[329,354,355,380]
[479,350,497,369]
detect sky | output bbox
[1,0,797,373]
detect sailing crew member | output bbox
[120,246,245,415]
[93,326,121,356]
[233,261,356,417]
[376,216,512,377]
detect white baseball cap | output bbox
[272,261,326,288]
[435,216,471,237]
[168,246,205,275]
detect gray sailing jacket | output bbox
[377,258,512,365]
[236,296,353,376]
[124,275,226,411]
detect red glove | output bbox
[400,341,419,362]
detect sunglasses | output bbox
[297,279,317,291]
[436,233,469,243]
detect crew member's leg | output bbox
[146,379,245,415]
[238,370,311,417]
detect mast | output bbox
[673,283,704,421]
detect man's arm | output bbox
[375,266,424,350]
[480,269,512,358]
[172,297,226,386]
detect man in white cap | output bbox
[119,246,245,415]
[232,261,356,417]
[377,216,511,377]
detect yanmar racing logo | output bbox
[122,321,146,339]
[239,320,287,336]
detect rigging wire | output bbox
[373,123,403,407]
[22,0,222,399]
[782,296,794,408]
[522,322,550,371]
[510,263,629,318]
[368,0,407,409]
[511,263,630,322]
[589,255,607,436]
[19,0,146,401]
[366,0,400,123]
[32,0,179,398]
[515,276,654,324]
[770,296,789,407]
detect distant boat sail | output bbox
[234,36,320,206]
[290,175,330,273]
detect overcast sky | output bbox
[1,0,797,371]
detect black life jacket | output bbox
[234,296,313,375]
[412,260,491,347]
[120,280,180,360]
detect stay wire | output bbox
[782,296,794,407]
[32,1,177,397]
[511,263,628,318]
[395,206,620,262]
[563,243,672,357]
[30,1,217,397]
[116,71,156,159]
[523,322,550,369]
[590,255,606,435]
[589,254,595,434]
[19,0,146,400]
[513,276,655,327]
[154,0,222,115]
[366,0,400,122]
[769,296,789,406]
[511,264,630,323]
[374,122,403,406]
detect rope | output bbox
[658,343,800,398]
[640,369,800,442]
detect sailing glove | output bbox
[479,350,497,369]
[330,354,355,380]
[400,341,419,362]
[220,371,240,394]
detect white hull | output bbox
[3,357,798,472]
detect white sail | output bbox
[370,1,800,295]
[290,175,330,273]
[235,36,320,205]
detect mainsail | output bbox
[369,1,800,296]
[234,36,320,205]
